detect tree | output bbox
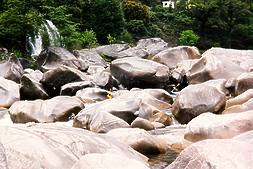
[188,0,252,49]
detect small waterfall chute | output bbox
[44,20,61,47]
[27,20,62,57]
[27,31,43,57]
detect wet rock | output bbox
[111,57,170,89]
[9,96,84,123]
[60,81,95,96]
[154,125,186,152]
[0,56,24,83]
[73,49,107,67]
[38,47,87,72]
[152,46,200,69]
[0,77,20,108]
[41,66,91,96]
[73,109,130,133]
[235,72,253,96]
[189,48,253,84]
[184,111,253,144]
[131,117,155,131]
[172,84,226,124]
[96,44,130,60]
[136,38,168,56]
[75,87,111,103]
[106,128,169,155]
[0,123,147,169]
[71,153,150,169]
[20,69,49,100]
[166,139,253,169]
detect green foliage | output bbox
[107,34,118,44]
[179,30,199,46]
[122,0,150,22]
[126,20,148,37]
[119,30,134,44]
[64,29,98,50]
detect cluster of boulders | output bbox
[1,38,253,169]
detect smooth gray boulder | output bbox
[136,38,168,56]
[172,83,226,124]
[38,47,87,72]
[73,49,107,67]
[166,139,253,169]
[0,56,24,83]
[20,69,49,100]
[0,123,147,169]
[111,57,170,89]
[9,96,84,123]
[189,48,253,84]
[71,153,150,169]
[152,46,200,69]
[0,77,20,108]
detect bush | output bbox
[122,0,150,22]
[126,20,148,37]
[179,30,199,46]
[64,29,98,50]
[107,34,118,44]
[119,30,134,44]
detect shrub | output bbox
[107,34,118,44]
[179,30,199,46]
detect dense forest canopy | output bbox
[0,0,252,57]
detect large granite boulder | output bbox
[0,56,24,83]
[106,128,169,155]
[166,139,253,169]
[0,123,147,169]
[136,38,168,56]
[172,83,226,124]
[96,44,130,60]
[73,110,130,133]
[75,87,111,103]
[189,48,253,84]
[41,66,91,96]
[0,77,20,108]
[9,96,84,123]
[111,57,170,89]
[116,47,149,58]
[131,117,155,131]
[60,81,95,96]
[184,111,253,144]
[152,46,201,69]
[71,153,150,169]
[20,69,49,100]
[234,72,253,96]
[74,89,173,127]
[73,49,107,67]
[37,47,87,72]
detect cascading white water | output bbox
[44,20,61,47]
[28,32,43,57]
[27,20,62,57]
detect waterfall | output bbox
[27,20,62,57]
[44,20,61,47]
[28,32,43,57]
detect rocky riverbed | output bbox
[0,38,253,169]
